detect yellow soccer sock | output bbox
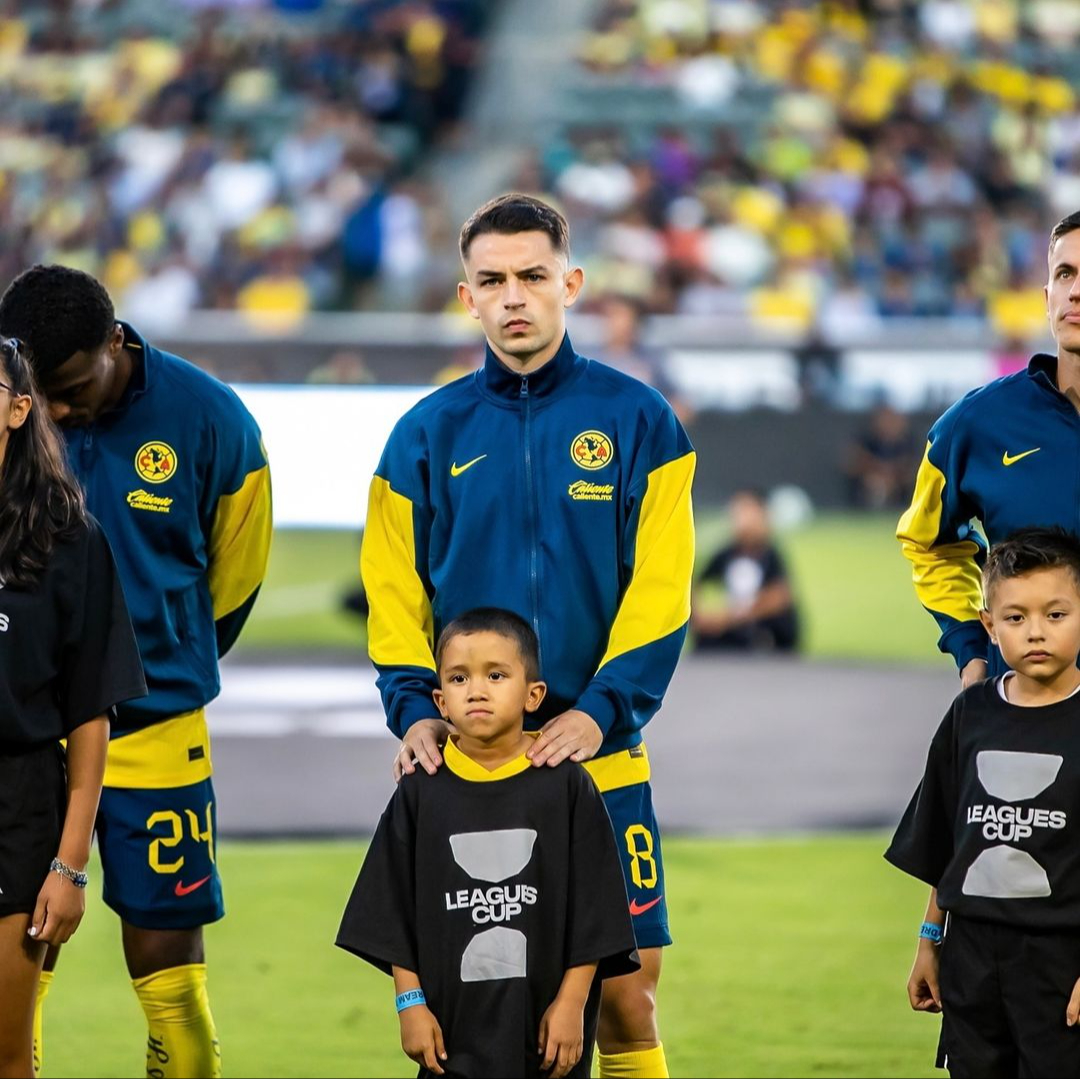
[33,969,54,1076]
[132,963,221,1079]
[597,1042,670,1078]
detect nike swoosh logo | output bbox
[450,454,487,477]
[1002,447,1041,466]
[174,875,212,897]
[629,895,663,916]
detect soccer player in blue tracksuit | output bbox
[899,210,1080,689]
[0,266,272,1079]
[361,194,695,1079]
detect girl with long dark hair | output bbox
[0,338,145,1078]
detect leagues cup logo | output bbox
[446,829,538,982]
[962,751,1064,899]
[571,430,613,471]
[135,441,177,484]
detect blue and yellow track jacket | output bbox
[63,323,272,735]
[898,353,1080,673]
[362,334,695,758]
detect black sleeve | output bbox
[336,780,419,975]
[565,767,641,980]
[58,518,147,734]
[761,546,788,586]
[700,546,731,583]
[884,701,959,887]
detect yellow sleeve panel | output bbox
[897,441,983,623]
[361,475,436,671]
[207,464,273,619]
[599,451,696,669]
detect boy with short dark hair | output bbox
[337,608,639,1078]
[887,526,1080,1077]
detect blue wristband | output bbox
[396,989,426,1013]
[919,921,943,944]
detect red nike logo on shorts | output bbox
[629,895,662,916]
[174,875,212,897]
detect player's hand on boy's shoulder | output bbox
[399,1004,447,1075]
[960,658,988,689]
[527,709,603,768]
[538,995,585,1078]
[1066,976,1080,1027]
[394,719,453,782]
[907,941,942,1013]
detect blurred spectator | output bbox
[307,349,376,384]
[433,344,483,385]
[692,490,800,654]
[845,403,918,510]
[590,293,693,422]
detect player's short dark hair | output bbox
[0,265,116,378]
[435,607,541,681]
[1049,211,1080,252]
[983,527,1080,603]
[459,194,570,262]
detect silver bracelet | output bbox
[50,858,88,889]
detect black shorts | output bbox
[0,743,65,917]
[938,914,1080,1078]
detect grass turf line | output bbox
[42,835,938,1079]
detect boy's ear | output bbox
[432,688,448,719]
[524,680,547,713]
[979,607,996,645]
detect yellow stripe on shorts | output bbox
[103,709,212,790]
[583,743,651,793]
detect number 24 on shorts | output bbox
[146,802,215,873]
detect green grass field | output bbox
[43,835,939,1079]
[236,513,947,666]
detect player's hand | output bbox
[527,710,603,768]
[538,997,584,1077]
[28,871,85,946]
[907,940,942,1013]
[1066,976,1080,1026]
[960,659,988,689]
[393,719,453,782]
[399,1005,447,1074]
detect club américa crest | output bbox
[135,441,177,484]
[570,430,613,471]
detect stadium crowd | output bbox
[544,0,1080,340]
[2,0,1078,344]
[0,0,489,326]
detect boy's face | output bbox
[980,566,1080,681]
[433,630,546,742]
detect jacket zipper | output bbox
[521,376,543,671]
[79,426,95,492]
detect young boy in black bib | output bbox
[888,526,1080,1077]
[337,608,638,1078]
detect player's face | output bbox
[38,323,125,427]
[981,567,1080,683]
[1046,229,1080,356]
[433,630,546,745]
[458,231,584,370]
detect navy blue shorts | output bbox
[601,781,671,949]
[96,777,223,930]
